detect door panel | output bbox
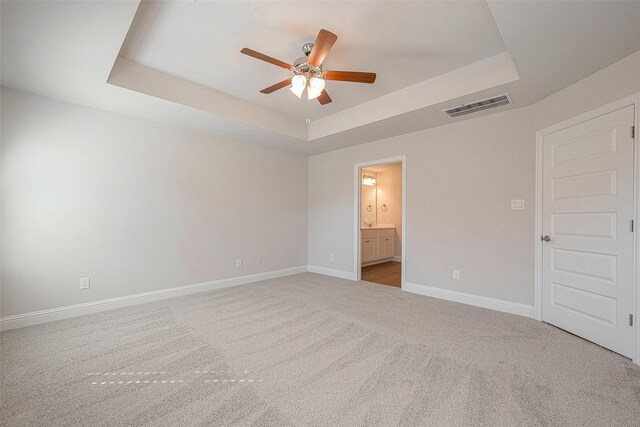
[552,248,617,281]
[377,236,394,259]
[553,171,617,200]
[552,212,616,239]
[552,282,617,325]
[362,238,376,263]
[542,105,635,358]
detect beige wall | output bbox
[308,50,640,306]
[309,107,535,304]
[3,50,640,317]
[1,88,308,317]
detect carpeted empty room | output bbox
[2,1,640,426]
[3,274,639,426]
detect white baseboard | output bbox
[403,282,535,319]
[0,266,308,331]
[307,265,357,281]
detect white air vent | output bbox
[443,94,511,118]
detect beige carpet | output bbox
[1,272,639,426]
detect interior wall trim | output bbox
[404,282,536,319]
[353,155,407,288]
[307,265,357,281]
[0,266,308,331]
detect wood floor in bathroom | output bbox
[361,261,401,287]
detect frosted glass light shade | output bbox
[307,89,321,100]
[307,76,325,99]
[290,75,307,98]
[290,85,305,98]
[309,76,325,92]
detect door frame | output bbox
[534,93,640,365]
[353,155,407,289]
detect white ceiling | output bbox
[488,0,640,103]
[2,1,640,155]
[121,1,506,120]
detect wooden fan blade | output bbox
[307,29,338,66]
[317,90,332,105]
[260,78,292,94]
[325,71,376,84]
[241,48,291,70]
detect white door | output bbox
[542,105,635,357]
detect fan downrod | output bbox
[302,43,314,57]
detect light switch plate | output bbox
[511,199,525,210]
[80,277,90,290]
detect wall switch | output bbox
[80,277,90,290]
[511,199,525,210]
[236,258,242,268]
[452,270,460,280]
[329,254,335,261]
[256,257,262,265]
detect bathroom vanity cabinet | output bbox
[361,226,395,264]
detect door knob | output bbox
[541,235,551,242]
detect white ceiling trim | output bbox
[104,0,520,142]
[108,57,307,141]
[120,0,506,122]
[308,52,519,140]
[108,52,519,142]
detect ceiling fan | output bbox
[241,29,376,105]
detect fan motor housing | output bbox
[302,42,314,56]
[293,56,323,77]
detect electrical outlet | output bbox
[236,258,242,268]
[452,270,460,280]
[329,254,335,261]
[80,277,90,290]
[256,257,262,265]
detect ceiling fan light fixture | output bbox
[309,76,325,92]
[290,74,307,98]
[290,85,305,98]
[307,76,325,100]
[291,74,307,89]
[307,88,321,100]
[241,29,376,106]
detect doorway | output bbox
[354,156,406,288]
[536,99,639,361]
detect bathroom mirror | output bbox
[360,162,402,228]
[361,170,377,225]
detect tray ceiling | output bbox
[120,1,506,121]
[3,1,640,155]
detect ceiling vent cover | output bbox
[443,94,511,118]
